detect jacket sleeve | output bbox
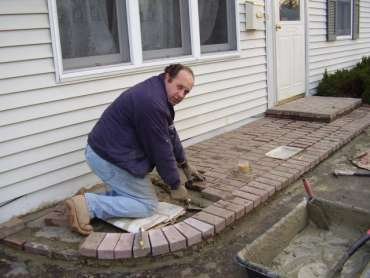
[135,102,181,189]
[168,124,186,164]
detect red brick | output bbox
[280,161,306,171]
[275,166,302,178]
[261,173,288,184]
[255,177,283,191]
[0,218,25,239]
[213,183,239,193]
[3,236,26,250]
[133,231,151,258]
[79,232,106,258]
[203,205,235,225]
[213,200,245,219]
[239,185,269,202]
[192,211,226,233]
[204,171,227,180]
[24,241,51,257]
[227,180,246,188]
[184,218,214,239]
[232,190,261,207]
[229,197,253,213]
[269,169,294,179]
[201,187,232,201]
[149,229,169,256]
[44,212,69,227]
[162,225,187,252]
[247,181,275,197]
[97,233,121,260]
[114,233,134,259]
[174,222,202,246]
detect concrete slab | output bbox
[266,96,361,122]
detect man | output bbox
[65,64,204,235]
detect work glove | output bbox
[180,161,206,182]
[170,184,189,201]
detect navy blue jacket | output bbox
[88,74,186,189]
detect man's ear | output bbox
[165,73,172,83]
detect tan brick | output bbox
[203,205,235,225]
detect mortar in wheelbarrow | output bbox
[236,198,370,278]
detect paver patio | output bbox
[1,100,370,261]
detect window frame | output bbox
[48,0,241,82]
[335,0,353,39]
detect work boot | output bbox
[65,195,93,236]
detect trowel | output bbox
[184,198,203,212]
[303,179,330,230]
[333,169,370,177]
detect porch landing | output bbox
[266,96,361,122]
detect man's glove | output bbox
[180,161,206,182]
[170,184,189,201]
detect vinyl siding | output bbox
[0,1,267,222]
[308,0,370,94]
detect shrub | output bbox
[316,56,370,104]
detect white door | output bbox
[275,0,306,101]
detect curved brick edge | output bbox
[1,107,370,261]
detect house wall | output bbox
[308,0,370,94]
[0,0,267,222]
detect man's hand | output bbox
[181,162,206,182]
[170,184,189,201]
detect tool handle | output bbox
[303,179,314,199]
[354,172,370,177]
[348,231,370,257]
[327,231,370,278]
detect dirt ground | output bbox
[1,128,370,278]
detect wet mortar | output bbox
[271,223,370,277]
[1,128,370,277]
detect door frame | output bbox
[265,0,310,108]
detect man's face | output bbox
[165,70,194,106]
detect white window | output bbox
[56,0,130,70]
[139,0,191,60]
[49,0,240,80]
[336,0,353,37]
[199,0,237,53]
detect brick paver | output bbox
[149,229,169,256]
[162,225,187,252]
[97,233,120,260]
[114,233,134,259]
[174,222,202,246]
[203,205,235,225]
[192,211,226,233]
[79,232,106,258]
[183,218,214,239]
[213,200,245,219]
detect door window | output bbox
[279,0,300,21]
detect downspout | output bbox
[304,0,310,96]
[265,0,277,107]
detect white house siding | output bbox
[0,1,267,222]
[308,0,370,94]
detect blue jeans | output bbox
[84,144,158,220]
